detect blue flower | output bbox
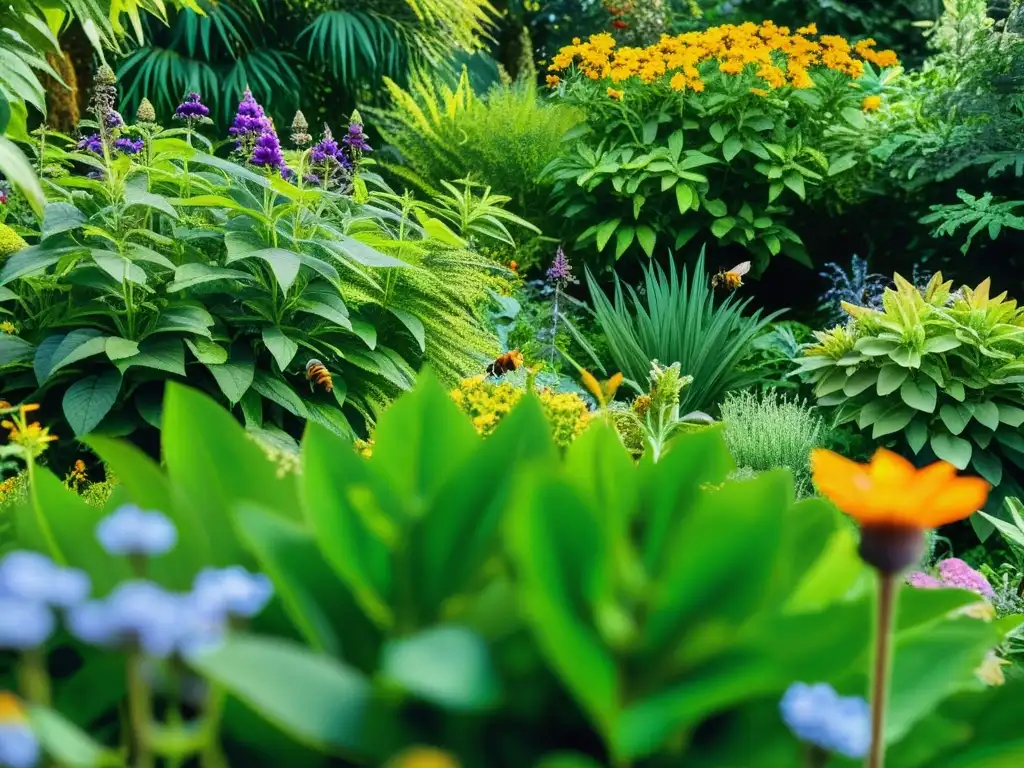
[96,505,177,557]
[192,566,273,619]
[68,581,225,659]
[0,720,38,768]
[75,134,103,154]
[112,137,144,156]
[0,597,54,650]
[0,551,90,607]
[780,682,871,759]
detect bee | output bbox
[712,261,751,292]
[487,349,524,377]
[305,358,333,393]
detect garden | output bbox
[1,0,1024,766]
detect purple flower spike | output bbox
[113,137,144,156]
[938,558,995,598]
[174,91,210,122]
[228,87,272,148]
[342,121,372,154]
[310,126,340,165]
[104,111,124,129]
[76,134,103,154]
[546,246,577,286]
[251,130,284,171]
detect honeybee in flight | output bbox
[712,261,751,292]
[305,358,333,393]
[486,349,524,377]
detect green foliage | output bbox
[3,376,1019,767]
[721,388,828,497]
[796,272,1024,535]
[117,0,499,127]
[584,251,785,414]
[921,189,1024,253]
[0,94,502,440]
[979,497,1024,575]
[544,25,901,271]
[368,67,583,219]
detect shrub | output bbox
[721,388,828,496]
[449,374,591,447]
[0,80,502,440]
[368,67,582,220]
[543,22,902,271]
[583,250,785,414]
[795,271,1024,531]
[0,375,1016,767]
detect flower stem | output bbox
[807,744,830,768]
[18,648,51,706]
[867,571,897,768]
[200,683,228,768]
[126,653,154,768]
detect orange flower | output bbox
[862,94,882,111]
[811,448,989,529]
[546,74,561,87]
[386,747,461,768]
[0,692,26,723]
[582,370,623,407]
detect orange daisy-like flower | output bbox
[811,448,989,530]
[813,448,988,573]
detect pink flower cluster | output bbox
[906,558,995,599]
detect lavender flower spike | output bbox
[228,86,271,151]
[174,91,211,123]
[251,130,285,171]
[342,120,372,155]
[546,246,577,286]
[76,134,103,155]
[113,137,144,156]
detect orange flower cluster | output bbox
[549,20,899,95]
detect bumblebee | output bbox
[711,261,751,291]
[487,350,524,377]
[305,359,333,393]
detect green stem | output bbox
[866,572,897,768]
[807,744,830,768]
[200,684,228,768]
[18,648,51,706]
[26,456,64,565]
[126,653,154,768]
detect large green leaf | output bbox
[162,383,300,567]
[204,346,255,406]
[877,363,909,396]
[115,338,185,376]
[380,625,500,711]
[901,377,937,412]
[509,476,618,737]
[262,326,299,371]
[40,202,87,240]
[301,424,395,628]
[233,504,379,666]
[29,705,119,768]
[930,432,973,470]
[0,334,35,365]
[63,370,122,436]
[190,634,371,754]
[166,263,253,292]
[252,371,308,418]
[0,137,44,215]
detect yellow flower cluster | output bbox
[450,375,591,448]
[549,20,899,95]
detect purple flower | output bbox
[228,87,272,149]
[192,566,273,619]
[96,505,177,557]
[113,137,144,156]
[938,558,995,598]
[0,596,54,649]
[251,130,284,171]
[67,580,225,659]
[310,126,340,165]
[281,166,296,182]
[174,91,210,122]
[0,719,39,768]
[0,189,7,206]
[303,172,321,185]
[76,133,103,154]
[105,110,124,130]
[341,121,372,155]
[546,246,577,285]
[906,571,943,589]
[0,551,90,607]
[780,682,871,759]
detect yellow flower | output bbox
[749,87,769,97]
[606,87,624,100]
[976,651,1009,686]
[862,94,882,111]
[546,74,560,87]
[811,448,989,530]
[797,23,818,35]
[581,370,623,407]
[669,72,687,91]
[0,321,16,334]
[386,747,461,768]
[0,692,27,723]
[2,404,57,457]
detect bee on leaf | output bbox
[712,261,750,292]
[305,359,333,393]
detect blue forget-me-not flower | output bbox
[96,505,177,557]
[780,682,871,759]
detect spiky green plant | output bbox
[721,388,828,497]
[583,250,785,415]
